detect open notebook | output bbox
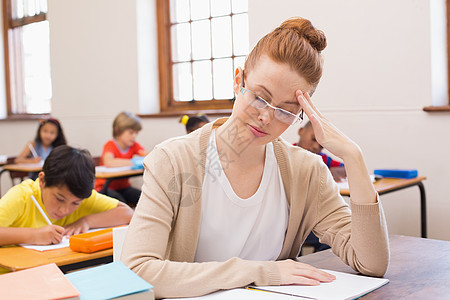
[169,269,389,300]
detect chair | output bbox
[92,156,101,167]
[6,156,28,185]
[113,226,128,262]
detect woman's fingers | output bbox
[276,259,336,286]
[303,91,326,120]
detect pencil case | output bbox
[373,169,418,179]
[69,228,113,253]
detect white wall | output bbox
[0,0,449,240]
[263,0,450,240]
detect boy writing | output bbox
[0,145,133,246]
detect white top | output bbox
[194,130,289,262]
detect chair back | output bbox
[6,157,28,185]
[113,226,128,262]
[92,156,101,166]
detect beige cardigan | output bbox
[122,118,389,299]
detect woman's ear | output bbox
[233,67,244,94]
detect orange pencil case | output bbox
[69,228,113,253]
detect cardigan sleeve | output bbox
[121,146,281,299]
[312,163,389,277]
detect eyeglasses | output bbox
[240,82,304,125]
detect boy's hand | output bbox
[33,225,65,245]
[63,217,90,237]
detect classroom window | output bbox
[156,0,249,114]
[3,0,52,117]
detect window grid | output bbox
[170,9,247,102]
[156,0,248,113]
[3,0,51,117]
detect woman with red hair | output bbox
[122,17,389,298]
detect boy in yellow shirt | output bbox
[0,145,133,246]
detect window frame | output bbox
[423,0,450,112]
[2,0,50,119]
[155,0,238,115]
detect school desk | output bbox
[0,245,113,273]
[95,168,144,194]
[298,234,450,299]
[339,176,427,238]
[0,164,144,195]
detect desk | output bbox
[339,176,427,238]
[1,163,43,173]
[95,168,144,194]
[0,165,144,196]
[0,245,112,273]
[298,235,450,298]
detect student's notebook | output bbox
[169,269,389,300]
[0,263,80,300]
[65,261,154,300]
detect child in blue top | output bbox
[15,118,67,179]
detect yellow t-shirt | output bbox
[0,179,119,228]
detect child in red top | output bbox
[95,112,148,205]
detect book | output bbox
[170,269,389,300]
[373,169,418,179]
[65,261,154,300]
[0,263,80,300]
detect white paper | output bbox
[254,270,389,300]
[20,228,106,251]
[95,166,133,173]
[169,270,389,300]
[164,288,298,300]
[20,236,70,251]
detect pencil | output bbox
[30,195,52,225]
[28,143,38,158]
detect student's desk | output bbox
[0,164,144,196]
[339,176,427,238]
[0,245,113,273]
[298,234,450,298]
[0,163,43,195]
[95,168,144,194]
[1,163,43,173]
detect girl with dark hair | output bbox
[15,118,67,179]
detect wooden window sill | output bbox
[139,109,232,118]
[423,105,450,112]
[0,114,49,121]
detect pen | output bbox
[30,195,52,225]
[28,143,38,158]
[245,287,317,299]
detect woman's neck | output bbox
[215,119,266,167]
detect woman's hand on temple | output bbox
[275,259,336,285]
[296,91,360,160]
